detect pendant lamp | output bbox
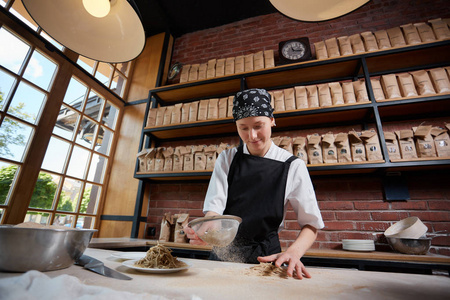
[269,0,370,22]
[22,0,146,63]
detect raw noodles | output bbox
[246,262,289,278]
[134,243,187,269]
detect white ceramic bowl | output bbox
[384,217,427,239]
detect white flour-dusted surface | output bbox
[1,248,449,300]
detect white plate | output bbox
[111,252,147,260]
[122,259,191,273]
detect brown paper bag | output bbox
[335,133,352,163]
[273,90,286,112]
[410,70,436,96]
[235,56,245,74]
[353,80,370,102]
[374,30,392,49]
[227,96,234,118]
[384,132,401,161]
[269,91,275,109]
[172,147,184,171]
[361,31,378,51]
[225,57,235,76]
[181,103,190,123]
[395,130,418,159]
[272,136,282,146]
[306,85,319,108]
[193,145,207,170]
[137,149,149,172]
[317,83,332,107]
[174,214,189,243]
[159,213,174,242]
[337,36,353,56]
[293,137,308,163]
[387,27,407,47]
[189,101,199,122]
[218,97,228,119]
[370,77,385,101]
[329,82,344,105]
[381,74,402,99]
[207,59,216,79]
[188,64,199,82]
[163,147,174,172]
[280,136,293,154]
[180,65,190,83]
[264,50,275,68]
[207,98,219,120]
[429,18,450,40]
[294,86,308,109]
[348,131,366,162]
[428,67,450,94]
[155,106,167,126]
[342,81,356,104]
[163,106,174,125]
[244,53,254,72]
[361,129,383,161]
[401,24,421,45]
[216,58,226,77]
[307,134,323,164]
[181,146,194,171]
[349,34,365,53]
[198,63,207,80]
[204,145,218,170]
[397,73,418,97]
[197,99,209,121]
[147,108,157,127]
[146,148,156,171]
[284,88,296,111]
[321,132,337,163]
[254,51,264,70]
[314,41,328,59]
[432,127,450,157]
[414,22,436,42]
[154,147,165,172]
[171,103,183,124]
[325,37,340,58]
[413,125,437,158]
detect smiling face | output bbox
[236,116,275,157]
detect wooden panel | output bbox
[102,103,146,216]
[127,33,171,102]
[97,220,133,238]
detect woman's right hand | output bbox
[184,225,208,245]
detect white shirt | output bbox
[203,142,325,231]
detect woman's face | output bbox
[236,116,275,157]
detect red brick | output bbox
[336,211,371,220]
[428,201,450,211]
[371,211,409,221]
[356,221,391,232]
[319,201,354,210]
[391,201,428,210]
[320,211,336,221]
[413,212,450,222]
[323,221,356,231]
[284,221,301,230]
[354,201,389,210]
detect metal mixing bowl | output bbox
[0,225,96,272]
[386,237,431,255]
[188,215,242,247]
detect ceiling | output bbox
[133,0,278,37]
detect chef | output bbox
[186,88,324,279]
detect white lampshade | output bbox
[269,0,370,22]
[22,0,146,63]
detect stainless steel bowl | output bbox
[0,225,96,272]
[386,237,431,255]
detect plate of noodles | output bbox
[121,243,191,273]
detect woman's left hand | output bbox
[257,250,311,280]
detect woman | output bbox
[186,88,324,279]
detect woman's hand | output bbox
[257,250,310,280]
[183,225,208,246]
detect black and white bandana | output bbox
[232,88,274,121]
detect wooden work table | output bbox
[89,238,450,274]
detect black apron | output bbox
[210,145,297,264]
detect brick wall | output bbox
[146,0,450,256]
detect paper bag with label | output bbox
[174,213,189,243]
[384,132,401,161]
[318,83,332,107]
[207,98,219,120]
[337,36,353,56]
[225,57,235,76]
[227,96,234,118]
[154,147,165,172]
[204,145,218,170]
[428,67,450,94]
[181,146,194,171]
[329,82,344,105]
[431,127,450,157]
[264,50,275,68]
[145,148,156,172]
[218,97,228,119]
[395,130,418,159]
[137,149,149,172]
[348,131,366,162]
[307,134,323,164]
[155,106,166,126]
[207,59,216,79]
[197,99,209,121]
[188,64,199,82]
[361,31,378,51]
[159,213,174,242]
[371,78,385,101]
[325,37,340,58]
[400,24,421,45]
[386,27,406,47]
[216,58,226,77]
[147,108,157,127]
[353,80,370,102]
[172,146,184,171]
[321,132,337,163]
[181,103,190,123]
[413,125,437,158]
[198,63,207,80]
[171,103,183,124]
[374,30,392,49]
[284,88,296,111]
[381,74,402,99]
[342,81,356,104]
[295,86,308,109]
[272,136,282,146]
[349,34,365,53]
[306,85,319,108]
[280,136,293,154]
[293,137,308,164]
[273,90,286,112]
[193,145,207,170]
[397,73,418,97]
[189,101,199,122]
[314,41,328,59]
[163,147,174,172]
[410,70,436,96]
[180,65,190,83]
[360,129,383,161]
[335,132,352,163]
